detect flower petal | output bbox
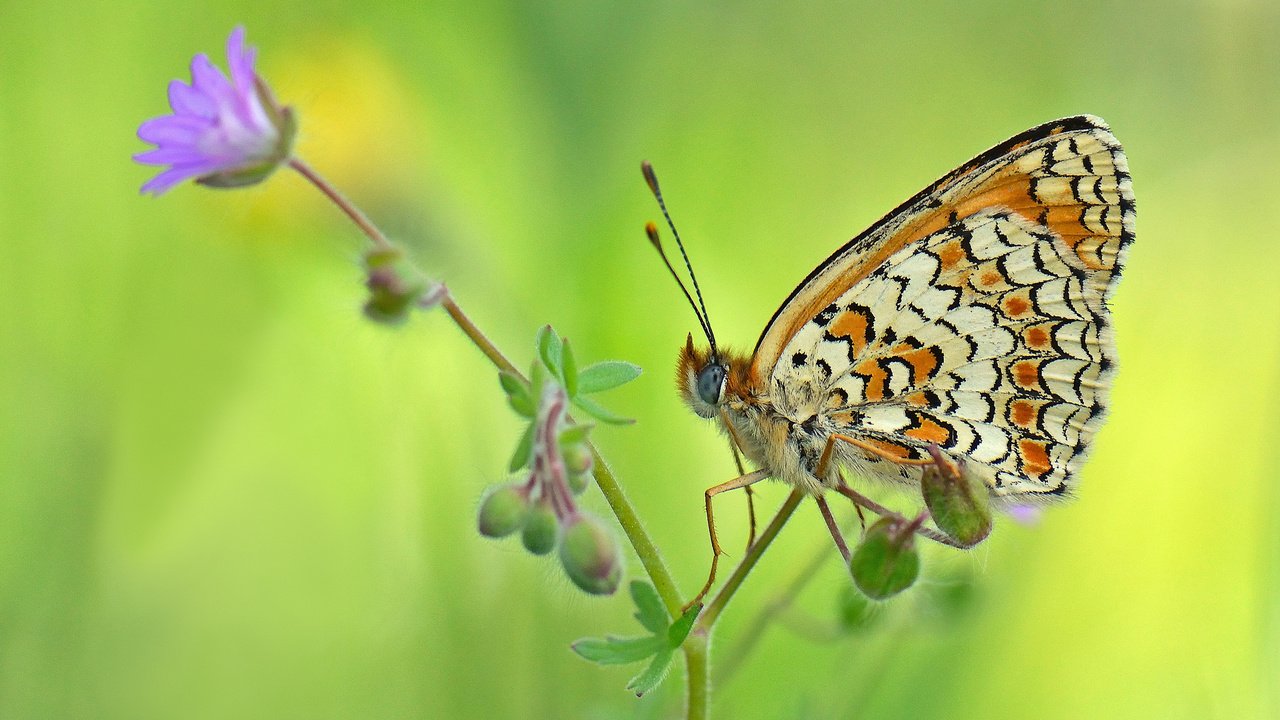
[167,79,216,119]
[225,26,256,91]
[133,146,211,166]
[137,115,209,145]
[189,53,235,105]
[140,166,204,195]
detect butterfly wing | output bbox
[755,116,1133,498]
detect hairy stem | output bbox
[289,158,392,251]
[698,489,804,630]
[681,489,803,720]
[715,536,833,685]
[291,156,683,613]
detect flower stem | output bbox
[714,536,833,686]
[290,155,683,612]
[288,158,393,251]
[440,296,521,378]
[681,489,803,720]
[698,489,803,630]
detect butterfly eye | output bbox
[696,364,726,406]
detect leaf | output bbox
[561,339,578,398]
[508,422,534,472]
[573,395,635,425]
[501,371,535,418]
[571,635,666,665]
[666,604,700,647]
[627,648,675,697]
[630,581,668,635]
[577,361,643,395]
[559,423,593,446]
[537,325,563,379]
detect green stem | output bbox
[698,489,804,630]
[681,489,804,720]
[683,631,710,720]
[292,154,683,609]
[714,535,833,686]
[589,449,682,613]
[289,158,392,251]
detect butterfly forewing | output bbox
[753,116,1132,498]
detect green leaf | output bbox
[501,371,535,418]
[528,358,548,404]
[508,422,534,472]
[573,395,635,425]
[630,581,668,635]
[559,423,593,446]
[537,325,563,379]
[577,361,643,394]
[561,339,578,398]
[627,648,675,697]
[571,635,666,665]
[666,604,700,647]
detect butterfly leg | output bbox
[684,469,770,613]
[815,433,935,479]
[727,440,758,552]
[813,495,851,564]
[818,436,967,548]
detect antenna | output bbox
[641,161,719,358]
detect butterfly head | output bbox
[676,334,751,419]
[676,334,725,418]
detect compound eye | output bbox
[696,364,726,406]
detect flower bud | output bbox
[363,247,431,325]
[562,443,594,475]
[521,503,559,556]
[566,469,590,495]
[850,516,920,601]
[476,484,530,538]
[920,447,992,548]
[559,514,622,595]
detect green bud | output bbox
[562,443,594,475]
[850,516,920,601]
[566,470,591,495]
[477,484,530,538]
[521,503,559,556]
[363,247,431,325]
[920,450,992,548]
[559,514,622,595]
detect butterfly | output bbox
[644,115,1133,602]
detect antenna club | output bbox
[640,161,661,197]
[644,221,662,247]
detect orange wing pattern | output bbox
[753,116,1132,498]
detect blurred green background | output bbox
[2,1,1277,718]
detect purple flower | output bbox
[134,27,295,195]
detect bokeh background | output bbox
[2,1,1277,718]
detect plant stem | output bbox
[683,631,710,720]
[715,536,833,686]
[698,489,804,630]
[291,156,684,611]
[440,297,521,377]
[681,489,803,720]
[590,449,682,612]
[289,158,392,251]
